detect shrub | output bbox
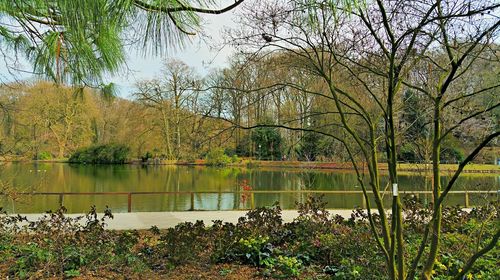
[441,146,465,163]
[141,151,153,163]
[205,148,231,166]
[69,144,130,164]
[398,143,417,162]
[147,221,208,267]
[181,154,197,164]
[1,198,499,279]
[224,148,236,156]
[1,206,121,278]
[236,236,274,267]
[231,154,240,163]
[272,255,302,278]
[35,151,52,160]
[238,202,284,238]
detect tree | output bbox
[226,0,500,279]
[251,125,282,161]
[134,79,175,159]
[163,59,198,158]
[0,78,240,160]
[0,86,24,157]
[210,57,253,156]
[0,0,245,86]
[403,39,499,280]
[297,130,320,161]
[134,59,201,159]
[14,82,96,158]
[399,89,432,163]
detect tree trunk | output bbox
[422,99,442,279]
[160,108,174,160]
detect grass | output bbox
[395,163,500,173]
[237,160,500,174]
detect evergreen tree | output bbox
[0,0,244,86]
[251,126,282,161]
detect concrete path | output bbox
[13,210,356,230]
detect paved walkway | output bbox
[15,210,356,230]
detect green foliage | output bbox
[35,151,52,160]
[402,90,430,141]
[69,144,130,164]
[251,126,282,160]
[323,259,363,279]
[115,231,140,256]
[441,145,465,163]
[205,148,231,166]
[235,136,252,157]
[1,199,498,278]
[0,0,228,86]
[0,206,128,278]
[273,255,302,278]
[9,243,52,278]
[296,131,321,161]
[236,236,274,267]
[398,143,417,162]
[142,220,208,269]
[237,203,285,242]
[62,245,86,276]
[141,151,153,163]
[219,268,232,276]
[231,154,240,163]
[64,269,81,278]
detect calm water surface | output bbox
[0,163,498,213]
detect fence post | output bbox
[250,192,255,209]
[128,193,132,213]
[59,194,64,207]
[464,192,469,208]
[190,192,195,211]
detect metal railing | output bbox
[1,190,497,212]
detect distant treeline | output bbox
[0,53,498,163]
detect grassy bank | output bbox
[3,158,500,174]
[395,163,500,173]
[225,160,500,174]
[1,198,498,279]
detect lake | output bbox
[0,163,498,213]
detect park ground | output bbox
[7,158,500,174]
[1,199,498,279]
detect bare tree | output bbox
[223,0,500,279]
[135,59,200,159]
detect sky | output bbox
[110,11,237,98]
[0,5,239,99]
